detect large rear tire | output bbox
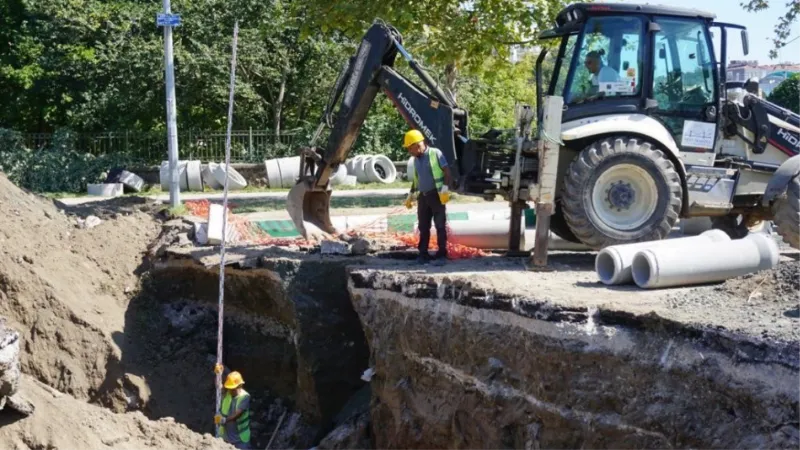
[773,174,800,249]
[562,136,683,249]
[549,199,581,243]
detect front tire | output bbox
[773,174,800,249]
[562,137,683,249]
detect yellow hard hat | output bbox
[224,371,244,389]
[403,129,425,148]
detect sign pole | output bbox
[161,0,180,208]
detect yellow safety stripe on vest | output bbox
[413,148,445,191]
[219,391,251,443]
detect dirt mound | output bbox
[55,195,162,221]
[0,376,233,450]
[0,173,160,407]
[717,259,799,302]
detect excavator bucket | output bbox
[286,179,337,242]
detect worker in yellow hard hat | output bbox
[403,129,454,266]
[214,370,251,449]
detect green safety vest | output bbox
[412,148,445,192]
[218,390,251,444]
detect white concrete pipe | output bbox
[365,155,397,184]
[87,183,123,197]
[348,156,365,177]
[159,160,188,190]
[353,156,371,183]
[322,212,585,251]
[632,232,779,289]
[447,217,526,249]
[264,156,301,189]
[595,229,730,286]
[186,160,203,191]
[330,165,349,186]
[203,163,223,189]
[679,217,713,236]
[344,158,355,174]
[212,163,248,190]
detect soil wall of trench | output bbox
[142,252,371,446]
[150,252,799,449]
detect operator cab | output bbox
[539,3,748,153]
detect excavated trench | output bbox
[131,243,800,449]
[120,254,369,448]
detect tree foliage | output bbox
[0,0,553,166]
[768,72,800,113]
[741,0,799,59]
[298,0,568,88]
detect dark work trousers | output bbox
[417,189,447,259]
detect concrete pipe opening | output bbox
[595,251,622,285]
[366,155,397,184]
[631,251,656,287]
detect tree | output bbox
[298,0,569,94]
[768,72,800,113]
[741,0,800,59]
[0,0,355,142]
[457,54,537,133]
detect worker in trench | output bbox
[214,368,252,449]
[403,129,455,265]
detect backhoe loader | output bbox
[286,2,800,255]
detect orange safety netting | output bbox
[183,200,486,259]
[184,199,306,247]
[393,223,487,260]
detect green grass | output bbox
[166,205,188,217]
[201,180,412,193]
[38,181,411,199]
[229,192,485,214]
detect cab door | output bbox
[648,17,719,165]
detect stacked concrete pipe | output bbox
[159,160,221,191]
[344,155,398,184]
[254,211,589,251]
[631,233,779,289]
[264,156,301,189]
[595,229,731,285]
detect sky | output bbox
[607,0,800,64]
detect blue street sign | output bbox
[157,13,182,27]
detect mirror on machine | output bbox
[741,29,749,55]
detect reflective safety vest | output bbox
[218,390,251,444]
[412,148,445,192]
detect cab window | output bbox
[651,18,715,110]
[566,16,644,104]
[546,34,578,96]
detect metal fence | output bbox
[22,129,306,164]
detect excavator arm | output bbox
[287,21,468,239]
[721,90,800,210]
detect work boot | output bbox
[416,255,430,265]
[431,257,447,266]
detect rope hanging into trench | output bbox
[214,20,239,437]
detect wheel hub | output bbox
[606,181,635,211]
[591,164,659,231]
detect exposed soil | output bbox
[345,251,799,342]
[0,376,232,450]
[1,169,797,449]
[348,264,799,449]
[0,174,158,404]
[0,174,236,448]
